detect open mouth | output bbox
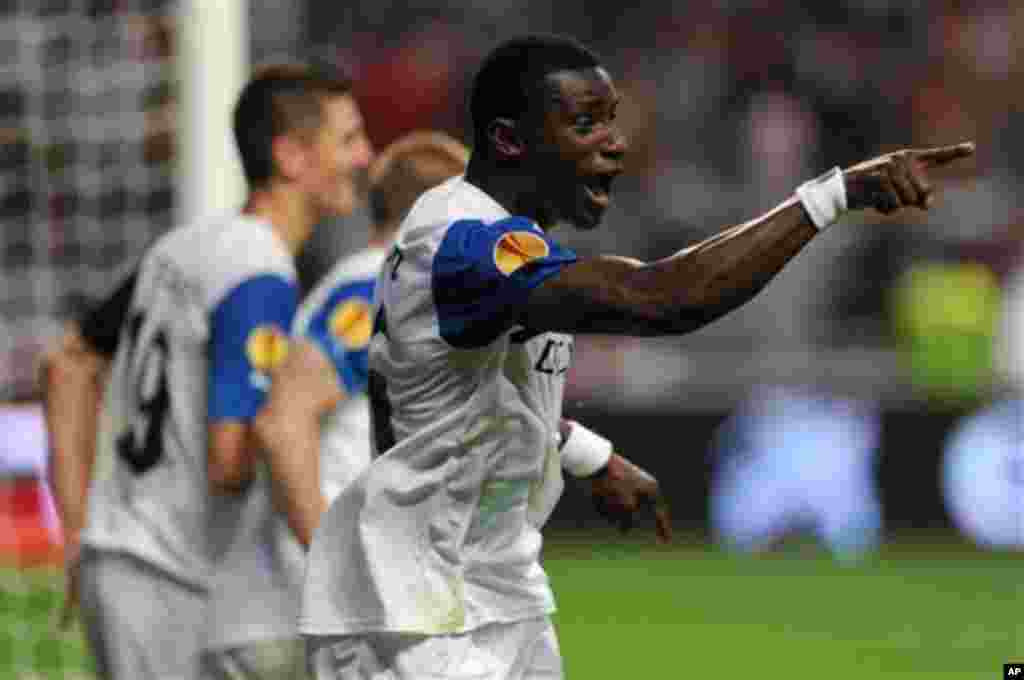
[582,173,616,208]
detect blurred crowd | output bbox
[1,1,1023,562]
[309,0,1024,408]
[2,0,1024,404]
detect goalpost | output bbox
[176,0,249,225]
[0,2,248,677]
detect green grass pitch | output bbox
[0,531,1020,679]
[547,531,1022,679]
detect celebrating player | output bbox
[300,34,974,679]
[40,63,372,680]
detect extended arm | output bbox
[524,144,974,336]
[527,197,815,335]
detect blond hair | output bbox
[369,131,470,231]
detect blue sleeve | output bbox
[304,278,375,396]
[432,217,577,348]
[208,274,298,421]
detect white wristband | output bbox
[560,421,613,478]
[795,166,847,230]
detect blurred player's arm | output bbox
[559,418,672,543]
[523,144,974,335]
[41,325,107,546]
[41,270,136,628]
[42,271,135,543]
[41,325,106,631]
[253,340,338,548]
[207,274,299,495]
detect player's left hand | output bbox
[589,453,672,543]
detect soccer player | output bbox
[300,34,974,679]
[253,130,471,551]
[708,384,883,563]
[40,64,372,680]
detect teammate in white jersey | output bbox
[254,131,471,550]
[40,64,372,680]
[300,34,974,679]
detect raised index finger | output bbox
[910,141,975,167]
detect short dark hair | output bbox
[233,64,353,187]
[469,34,600,155]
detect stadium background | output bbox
[1,1,1021,677]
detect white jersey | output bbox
[301,176,578,636]
[83,215,297,591]
[208,246,385,650]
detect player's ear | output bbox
[488,118,525,160]
[271,134,308,182]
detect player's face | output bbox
[531,67,626,230]
[304,94,374,220]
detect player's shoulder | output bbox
[148,213,290,268]
[398,176,553,268]
[211,214,293,270]
[398,176,513,245]
[196,214,296,307]
[400,175,476,233]
[434,215,550,271]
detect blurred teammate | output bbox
[942,399,1024,550]
[301,34,973,679]
[40,64,372,680]
[945,264,1024,550]
[709,384,883,563]
[206,131,468,678]
[253,131,470,550]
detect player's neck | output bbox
[465,160,557,231]
[242,186,315,255]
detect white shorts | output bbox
[307,617,562,680]
[79,549,206,680]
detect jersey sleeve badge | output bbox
[245,325,289,377]
[329,298,372,350]
[493,231,551,276]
